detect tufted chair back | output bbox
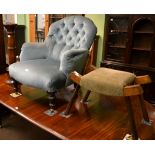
[45,16,97,61]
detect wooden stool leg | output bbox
[62,85,80,116]
[138,95,151,125]
[125,96,138,140]
[80,90,91,116]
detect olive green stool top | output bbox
[80,67,136,96]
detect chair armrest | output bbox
[69,71,82,85]
[59,49,88,77]
[20,42,49,61]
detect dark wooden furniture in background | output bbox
[36,29,45,42]
[92,35,99,65]
[15,25,25,56]
[0,15,6,73]
[4,24,25,65]
[101,14,155,105]
[4,24,17,65]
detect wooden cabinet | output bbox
[103,15,129,63]
[101,14,155,105]
[15,25,25,56]
[4,24,17,65]
[4,24,25,65]
[0,15,6,73]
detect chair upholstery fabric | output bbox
[9,16,97,92]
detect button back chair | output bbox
[8,16,97,113]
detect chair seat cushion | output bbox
[80,68,136,96]
[9,59,66,92]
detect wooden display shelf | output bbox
[134,31,154,34]
[103,15,155,105]
[109,45,126,49]
[110,30,128,33]
[106,57,124,62]
[132,47,151,51]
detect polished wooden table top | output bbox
[0,74,155,139]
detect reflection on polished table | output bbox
[0,73,155,140]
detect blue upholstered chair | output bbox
[9,16,97,111]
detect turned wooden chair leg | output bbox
[11,79,21,94]
[80,90,91,116]
[47,92,56,110]
[44,92,57,116]
[125,96,138,140]
[63,85,80,116]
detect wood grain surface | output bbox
[0,74,155,139]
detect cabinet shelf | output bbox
[103,14,155,105]
[109,45,126,49]
[132,47,151,51]
[110,29,127,33]
[106,58,124,63]
[134,30,154,34]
